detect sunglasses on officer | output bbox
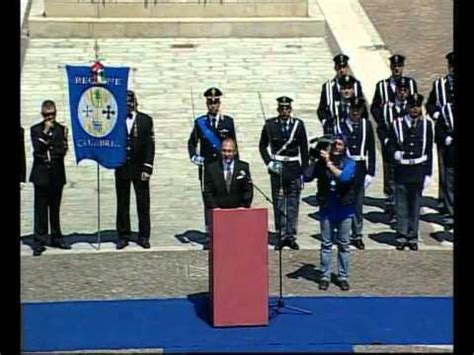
[41,111,56,119]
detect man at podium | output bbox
[203,138,253,209]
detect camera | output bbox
[309,135,335,160]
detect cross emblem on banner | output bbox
[102,105,116,120]
[82,105,93,118]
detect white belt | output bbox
[272,154,299,162]
[399,155,428,165]
[350,156,366,161]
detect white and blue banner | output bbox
[66,65,129,169]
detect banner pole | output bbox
[97,162,101,249]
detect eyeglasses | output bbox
[207,100,220,105]
[221,149,234,153]
[42,112,56,118]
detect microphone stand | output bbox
[251,174,312,318]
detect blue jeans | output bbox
[319,217,351,281]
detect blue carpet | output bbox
[23,296,452,352]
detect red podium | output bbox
[209,208,268,327]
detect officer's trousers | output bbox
[270,174,301,237]
[442,166,454,219]
[115,175,151,240]
[351,183,365,238]
[394,182,423,244]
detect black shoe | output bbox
[33,245,46,256]
[339,280,350,291]
[137,238,151,249]
[116,239,129,250]
[352,239,365,250]
[408,243,418,251]
[51,238,71,250]
[319,280,329,290]
[396,242,406,251]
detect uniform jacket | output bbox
[317,75,364,125]
[259,116,309,181]
[337,117,376,186]
[426,75,454,120]
[370,76,417,118]
[116,111,155,179]
[387,115,434,184]
[188,113,238,165]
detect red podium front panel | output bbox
[209,208,268,327]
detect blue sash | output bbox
[196,115,222,152]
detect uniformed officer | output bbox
[336,97,375,249]
[387,93,433,251]
[426,52,454,213]
[317,54,364,130]
[435,102,454,231]
[259,96,309,250]
[187,87,238,230]
[322,75,360,135]
[373,76,411,220]
[115,91,155,250]
[370,54,418,119]
[29,100,70,256]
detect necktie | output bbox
[225,164,232,192]
[211,118,216,129]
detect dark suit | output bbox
[115,111,155,241]
[20,126,26,183]
[29,121,68,246]
[203,159,253,209]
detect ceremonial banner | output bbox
[66,65,129,168]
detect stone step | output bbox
[28,15,326,38]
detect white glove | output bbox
[384,138,389,146]
[394,151,403,161]
[20,182,26,190]
[433,112,440,120]
[445,136,453,146]
[423,175,432,190]
[364,175,373,189]
[191,155,204,166]
[267,161,281,174]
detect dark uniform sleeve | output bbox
[142,116,155,175]
[435,110,450,147]
[355,79,365,99]
[317,82,329,124]
[259,123,271,165]
[426,80,440,119]
[317,83,334,126]
[410,78,418,95]
[229,118,239,160]
[425,119,434,177]
[187,122,199,159]
[374,104,389,147]
[386,121,399,164]
[370,81,382,120]
[241,162,253,208]
[299,120,309,171]
[203,167,218,209]
[366,120,376,176]
[31,124,52,162]
[20,126,26,183]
